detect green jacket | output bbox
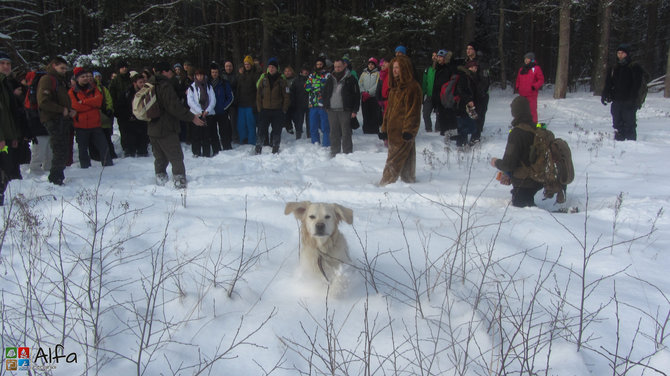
[0,73,21,141]
[95,78,114,128]
[147,73,194,138]
[37,66,71,124]
[422,65,436,97]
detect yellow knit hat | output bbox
[243,55,253,64]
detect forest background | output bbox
[1,0,669,97]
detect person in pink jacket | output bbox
[515,52,544,123]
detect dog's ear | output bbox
[285,201,310,219]
[334,204,354,225]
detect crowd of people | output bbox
[0,42,643,207]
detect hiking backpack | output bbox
[439,74,460,109]
[632,62,651,109]
[132,82,161,121]
[515,123,575,203]
[24,72,56,111]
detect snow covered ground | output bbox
[1,88,669,375]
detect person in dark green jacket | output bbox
[148,62,204,189]
[490,96,543,207]
[37,57,75,186]
[421,52,437,132]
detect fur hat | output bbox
[616,43,631,55]
[395,45,407,55]
[243,55,254,65]
[367,57,378,66]
[0,51,11,62]
[524,52,536,61]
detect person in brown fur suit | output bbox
[378,56,422,186]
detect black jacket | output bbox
[602,57,643,103]
[323,71,360,113]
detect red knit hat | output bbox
[73,67,87,78]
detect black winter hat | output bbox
[467,41,478,52]
[210,62,220,70]
[154,61,172,73]
[0,51,11,62]
[117,60,128,70]
[616,43,631,55]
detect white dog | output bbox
[284,201,354,286]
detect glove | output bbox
[378,132,388,140]
[402,132,413,141]
[600,96,608,106]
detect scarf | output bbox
[196,80,209,109]
[520,62,536,75]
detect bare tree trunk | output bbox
[645,0,658,75]
[229,0,241,65]
[498,0,507,89]
[553,0,570,99]
[592,0,611,95]
[665,43,670,98]
[463,0,476,52]
[261,7,271,64]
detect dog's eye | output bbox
[309,215,316,219]
[325,215,331,219]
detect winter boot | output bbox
[155,172,169,186]
[174,174,187,189]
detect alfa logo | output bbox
[5,345,76,372]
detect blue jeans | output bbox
[456,116,477,146]
[309,107,330,146]
[237,106,257,145]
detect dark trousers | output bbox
[292,107,309,138]
[611,101,637,141]
[191,120,212,157]
[228,106,239,142]
[473,95,489,139]
[150,133,185,176]
[361,99,382,134]
[256,109,284,148]
[75,128,112,168]
[44,117,73,182]
[118,119,131,153]
[436,105,457,133]
[210,112,232,151]
[422,96,433,131]
[511,184,543,208]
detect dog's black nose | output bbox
[315,222,326,235]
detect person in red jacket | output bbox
[515,52,544,123]
[68,67,113,168]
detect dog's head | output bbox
[285,201,353,238]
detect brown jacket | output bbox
[37,66,71,123]
[256,72,290,113]
[147,73,194,138]
[381,56,422,145]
